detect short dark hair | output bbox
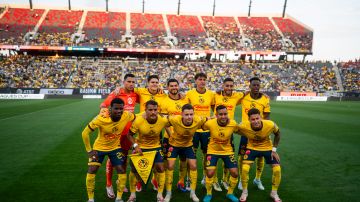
[111,98,124,107]
[167,78,179,86]
[182,104,194,112]
[145,100,158,108]
[216,105,227,112]
[247,108,260,117]
[223,77,234,83]
[250,77,261,83]
[195,72,207,80]
[147,75,159,82]
[124,73,135,80]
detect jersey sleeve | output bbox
[81,116,100,152]
[202,120,210,131]
[273,122,279,133]
[264,97,271,113]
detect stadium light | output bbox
[29,0,33,9]
[68,0,71,11]
[212,0,216,16]
[177,0,181,15]
[142,0,145,13]
[282,0,288,18]
[106,0,109,12]
[248,0,252,17]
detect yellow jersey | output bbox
[214,91,244,119]
[130,114,169,149]
[241,93,270,122]
[186,89,215,132]
[168,115,207,147]
[161,96,189,138]
[82,111,135,152]
[134,87,167,112]
[203,119,239,155]
[238,120,279,151]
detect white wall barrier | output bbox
[0,94,45,99]
[276,96,328,101]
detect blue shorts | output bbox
[206,154,237,169]
[142,147,164,163]
[243,149,280,165]
[167,145,196,160]
[193,131,210,153]
[88,148,126,166]
[238,136,248,155]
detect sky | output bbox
[1,0,359,61]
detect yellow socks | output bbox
[116,174,127,199]
[86,173,96,200]
[238,155,243,177]
[241,164,250,190]
[179,159,187,183]
[227,175,238,194]
[156,172,166,194]
[255,157,265,180]
[189,169,198,190]
[129,171,137,193]
[165,169,174,192]
[205,175,214,195]
[272,165,281,191]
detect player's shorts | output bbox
[120,122,132,151]
[167,145,196,160]
[193,131,210,153]
[88,148,126,166]
[242,149,280,165]
[141,147,164,163]
[206,154,237,169]
[238,136,248,155]
[162,137,170,158]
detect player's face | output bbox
[145,104,158,120]
[167,82,179,95]
[111,103,124,121]
[249,114,262,129]
[182,109,194,126]
[250,80,260,94]
[124,77,135,91]
[223,81,234,96]
[195,77,206,89]
[216,108,229,125]
[148,78,159,92]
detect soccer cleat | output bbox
[157,194,164,202]
[221,180,229,190]
[177,181,187,192]
[135,182,142,192]
[212,182,222,192]
[185,177,191,191]
[115,198,124,202]
[253,179,265,190]
[123,186,129,193]
[201,177,206,186]
[203,194,212,202]
[88,200,94,202]
[152,178,159,191]
[239,191,248,202]
[190,192,200,202]
[106,185,115,199]
[127,194,136,202]
[164,191,172,202]
[226,194,239,202]
[238,181,243,190]
[270,191,282,202]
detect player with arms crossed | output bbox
[82,98,136,202]
[238,108,282,202]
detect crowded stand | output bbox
[338,60,360,92]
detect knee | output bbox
[230,171,238,178]
[115,166,126,174]
[87,166,98,174]
[156,166,165,173]
[272,165,281,174]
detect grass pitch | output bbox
[0,99,359,202]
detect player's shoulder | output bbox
[260,93,270,101]
[229,119,238,126]
[262,119,275,127]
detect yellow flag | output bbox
[129,151,156,184]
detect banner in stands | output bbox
[0,88,40,94]
[74,88,112,94]
[0,94,44,99]
[280,92,317,96]
[39,89,73,95]
[83,95,102,99]
[276,96,327,101]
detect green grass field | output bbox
[0,99,359,202]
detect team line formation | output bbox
[82,72,282,202]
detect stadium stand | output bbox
[202,16,242,50]
[339,60,360,92]
[0,8,44,45]
[273,17,313,52]
[130,13,170,49]
[238,17,283,51]
[167,14,207,49]
[35,9,83,46]
[82,11,127,47]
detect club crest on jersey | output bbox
[222,97,229,103]
[199,96,205,104]
[138,158,149,169]
[176,103,182,111]
[128,97,133,104]
[219,132,225,137]
[250,102,256,108]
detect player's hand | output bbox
[99,107,110,118]
[134,147,143,156]
[271,151,280,163]
[141,112,147,119]
[88,150,98,161]
[113,86,121,96]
